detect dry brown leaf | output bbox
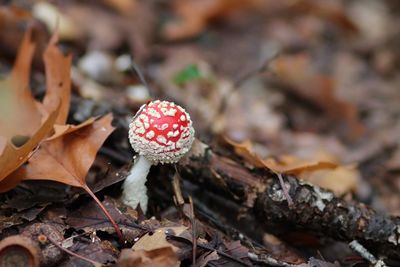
[223,137,265,168]
[0,105,60,189]
[263,155,337,175]
[133,226,187,253]
[299,165,359,196]
[196,251,220,267]
[162,0,260,40]
[224,136,358,195]
[42,32,72,125]
[0,28,108,188]
[224,136,337,174]
[65,196,140,242]
[270,54,364,139]
[118,247,179,267]
[3,114,114,190]
[0,28,123,243]
[0,28,44,139]
[211,240,251,266]
[47,117,96,140]
[0,28,62,185]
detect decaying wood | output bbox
[172,140,400,260]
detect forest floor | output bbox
[1,0,400,266]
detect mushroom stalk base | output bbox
[121,156,151,213]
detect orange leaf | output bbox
[223,136,265,168]
[42,32,73,125]
[0,28,44,139]
[0,103,60,186]
[262,156,337,175]
[47,117,97,141]
[0,28,123,243]
[0,27,63,188]
[224,136,338,175]
[6,114,114,188]
[224,136,358,195]
[299,164,359,196]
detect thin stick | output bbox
[83,185,125,245]
[46,234,103,267]
[276,173,294,207]
[349,240,387,267]
[172,166,185,206]
[212,52,280,133]
[130,58,154,98]
[188,196,197,266]
[218,52,280,117]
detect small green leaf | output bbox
[173,64,202,85]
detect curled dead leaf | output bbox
[223,136,359,195]
[7,114,114,188]
[263,155,337,175]
[223,137,265,168]
[0,104,60,190]
[224,136,337,174]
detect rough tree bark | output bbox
[170,140,400,261]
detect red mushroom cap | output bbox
[128,100,195,164]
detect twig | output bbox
[177,140,400,259]
[216,51,280,119]
[46,234,103,267]
[233,51,279,88]
[188,196,197,266]
[248,252,296,267]
[130,58,155,98]
[172,166,185,206]
[349,240,387,267]
[276,173,294,207]
[248,253,339,267]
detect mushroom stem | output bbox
[121,155,152,213]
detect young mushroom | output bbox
[122,100,195,213]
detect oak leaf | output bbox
[0,28,58,182]
[2,114,114,191]
[0,28,123,243]
[0,28,43,140]
[42,32,72,125]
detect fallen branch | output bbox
[173,140,400,260]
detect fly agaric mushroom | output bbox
[122,100,195,213]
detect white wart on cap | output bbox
[128,100,195,164]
